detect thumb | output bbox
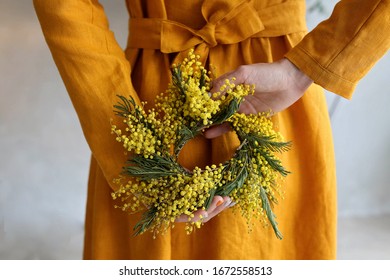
[203,123,232,139]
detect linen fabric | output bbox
[34,0,390,259]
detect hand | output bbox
[175,60,311,224]
[175,196,233,223]
[204,58,313,138]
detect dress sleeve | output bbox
[285,0,390,99]
[33,0,140,189]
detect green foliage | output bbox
[111,52,291,239]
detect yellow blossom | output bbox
[110,49,290,238]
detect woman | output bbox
[33,0,390,259]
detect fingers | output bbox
[175,209,208,223]
[206,196,225,213]
[210,72,231,94]
[175,196,224,223]
[210,67,246,95]
[203,123,232,139]
[238,95,271,115]
[205,67,248,140]
[174,196,234,224]
[202,196,231,223]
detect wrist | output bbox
[279,58,313,94]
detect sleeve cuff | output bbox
[285,46,356,100]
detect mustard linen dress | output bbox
[34,0,390,259]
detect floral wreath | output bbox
[111,50,290,239]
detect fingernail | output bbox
[216,200,224,207]
[223,199,232,207]
[228,201,236,208]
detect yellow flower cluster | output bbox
[229,112,275,136]
[111,104,165,158]
[227,156,280,229]
[216,78,255,103]
[177,51,220,126]
[110,50,290,238]
[231,174,267,228]
[157,49,253,130]
[112,164,224,236]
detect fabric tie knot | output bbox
[196,23,218,48]
[128,0,307,56]
[160,0,264,53]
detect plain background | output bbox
[1,0,389,259]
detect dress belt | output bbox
[127,0,306,53]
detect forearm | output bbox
[34,0,139,189]
[285,0,390,98]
